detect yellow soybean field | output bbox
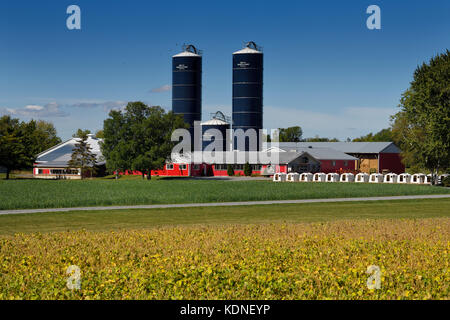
[0,218,448,300]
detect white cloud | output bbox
[70,100,127,112]
[24,105,44,111]
[0,102,68,118]
[150,85,172,93]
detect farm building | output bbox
[263,142,404,174]
[33,134,105,179]
[118,148,358,177]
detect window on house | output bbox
[193,164,200,170]
[166,164,174,170]
[180,164,187,170]
[303,157,309,163]
[332,161,336,167]
[344,161,348,166]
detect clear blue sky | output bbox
[1,0,449,140]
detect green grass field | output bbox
[0,198,448,234]
[0,178,449,210]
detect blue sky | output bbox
[1,0,449,140]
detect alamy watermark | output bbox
[366,5,381,30]
[366,265,382,290]
[66,265,81,290]
[171,122,281,165]
[66,5,81,30]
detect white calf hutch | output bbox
[355,173,369,183]
[398,173,411,184]
[411,173,426,184]
[383,173,398,184]
[287,172,300,182]
[299,173,313,182]
[313,173,326,182]
[369,173,384,183]
[340,173,355,182]
[326,173,340,182]
[273,173,287,182]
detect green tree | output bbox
[68,132,97,179]
[72,129,91,138]
[278,126,303,142]
[262,133,271,142]
[352,128,393,142]
[304,135,340,142]
[390,111,422,172]
[244,162,252,176]
[0,116,61,179]
[101,102,188,180]
[391,50,450,182]
[95,129,104,139]
[21,120,61,161]
[227,164,234,176]
[0,116,26,179]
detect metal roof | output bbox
[201,118,229,125]
[233,47,262,54]
[233,41,262,55]
[171,149,355,165]
[263,146,358,160]
[297,148,358,160]
[173,44,201,57]
[34,135,105,167]
[172,51,201,58]
[263,142,400,154]
[172,151,302,165]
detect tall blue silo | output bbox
[232,41,263,151]
[172,45,202,149]
[201,111,231,152]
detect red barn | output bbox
[264,142,405,174]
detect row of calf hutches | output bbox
[274,172,444,184]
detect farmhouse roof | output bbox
[34,134,105,168]
[263,142,401,154]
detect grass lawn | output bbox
[0,198,448,234]
[0,178,449,210]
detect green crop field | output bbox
[0,198,448,235]
[0,178,449,210]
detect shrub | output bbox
[227,165,234,177]
[442,176,450,187]
[244,162,252,176]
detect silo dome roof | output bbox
[173,44,201,57]
[173,51,201,57]
[201,118,229,125]
[233,41,262,54]
[233,47,262,54]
